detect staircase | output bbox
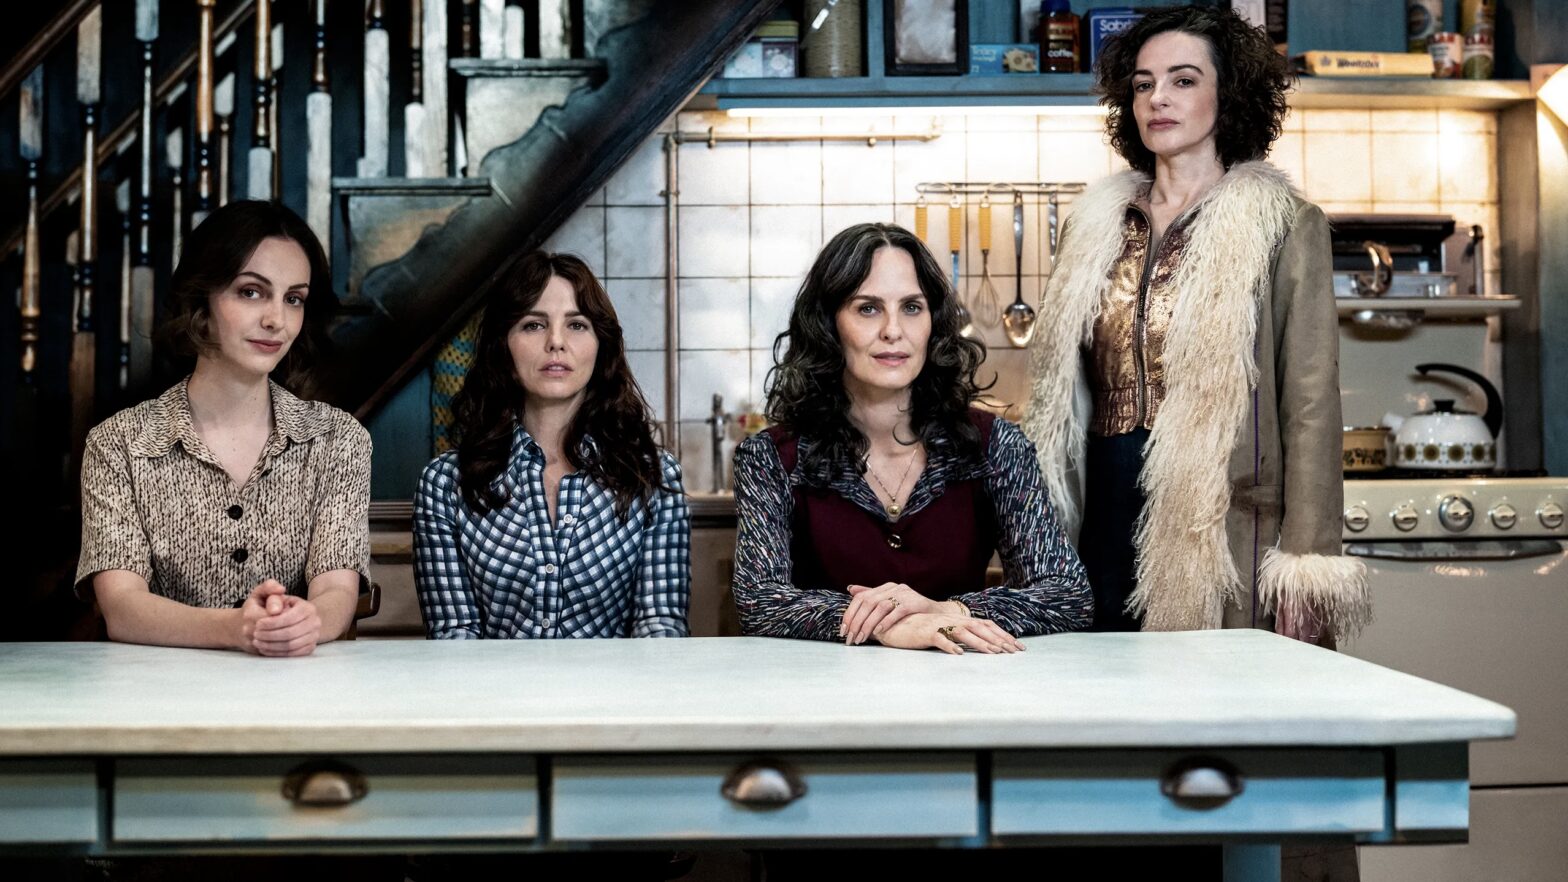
[0,0,778,624]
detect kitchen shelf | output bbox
[698,75,1532,112]
[1336,295,1521,319]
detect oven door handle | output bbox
[1345,539,1564,561]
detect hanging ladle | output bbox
[1002,190,1037,347]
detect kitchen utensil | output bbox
[1002,191,1036,347]
[1342,426,1390,473]
[1384,363,1503,470]
[1045,192,1059,268]
[1351,240,1394,297]
[949,196,973,338]
[976,194,1000,313]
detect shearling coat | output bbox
[1021,161,1370,636]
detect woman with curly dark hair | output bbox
[1023,6,1369,643]
[413,251,689,639]
[731,223,1091,653]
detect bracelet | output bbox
[951,600,971,618]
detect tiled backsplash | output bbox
[544,108,1503,492]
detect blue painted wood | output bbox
[0,760,98,844]
[968,0,1016,44]
[1390,743,1470,834]
[113,755,538,842]
[1288,0,1406,54]
[1224,844,1283,882]
[993,749,1386,836]
[552,753,978,841]
[367,367,433,500]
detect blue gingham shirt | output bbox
[414,425,690,639]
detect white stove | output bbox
[1341,475,1568,882]
[1342,476,1566,541]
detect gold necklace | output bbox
[867,449,919,518]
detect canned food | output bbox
[1461,0,1495,35]
[1407,0,1442,52]
[1463,31,1494,80]
[1429,31,1462,78]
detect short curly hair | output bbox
[1095,6,1292,175]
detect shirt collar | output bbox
[501,422,599,485]
[128,377,332,459]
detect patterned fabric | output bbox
[431,313,481,454]
[75,378,373,608]
[413,424,691,639]
[731,416,1092,641]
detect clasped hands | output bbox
[239,580,324,657]
[839,582,1024,655]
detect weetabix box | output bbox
[969,43,1040,75]
[1087,8,1143,70]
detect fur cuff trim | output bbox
[1257,548,1372,640]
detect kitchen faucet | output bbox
[706,393,731,493]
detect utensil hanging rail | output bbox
[916,182,1086,197]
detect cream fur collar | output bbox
[1022,160,1301,630]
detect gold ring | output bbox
[938,625,957,638]
[889,598,900,608]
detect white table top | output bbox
[0,630,1515,755]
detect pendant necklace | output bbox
[868,448,918,518]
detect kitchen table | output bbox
[0,630,1515,882]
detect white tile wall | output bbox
[585,108,1503,485]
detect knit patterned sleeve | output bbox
[952,419,1094,636]
[731,433,851,642]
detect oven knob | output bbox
[1490,503,1518,530]
[1392,503,1419,532]
[1343,506,1370,532]
[1439,495,1474,532]
[1541,502,1566,530]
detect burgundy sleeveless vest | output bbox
[769,411,998,601]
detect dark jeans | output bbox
[1079,428,1150,632]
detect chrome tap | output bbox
[1465,224,1485,296]
[706,393,731,493]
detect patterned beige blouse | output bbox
[75,378,373,609]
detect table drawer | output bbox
[553,752,977,841]
[0,760,98,843]
[113,755,537,843]
[994,749,1386,837]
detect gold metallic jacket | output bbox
[1088,206,1192,436]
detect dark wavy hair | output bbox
[451,250,665,517]
[765,223,989,478]
[1095,6,1292,175]
[154,200,335,396]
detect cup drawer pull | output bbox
[720,761,807,809]
[1160,757,1244,809]
[282,762,368,808]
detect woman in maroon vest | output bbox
[731,223,1092,653]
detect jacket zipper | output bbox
[1128,205,1157,427]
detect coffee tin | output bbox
[1429,31,1462,78]
[1463,31,1494,80]
[1407,0,1443,52]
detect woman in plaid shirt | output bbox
[414,251,690,639]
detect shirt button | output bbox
[561,514,574,525]
[542,563,557,575]
[227,505,243,520]
[231,548,249,564]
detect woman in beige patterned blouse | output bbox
[76,201,371,657]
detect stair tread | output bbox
[332,177,495,195]
[449,58,609,78]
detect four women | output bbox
[78,6,1365,657]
